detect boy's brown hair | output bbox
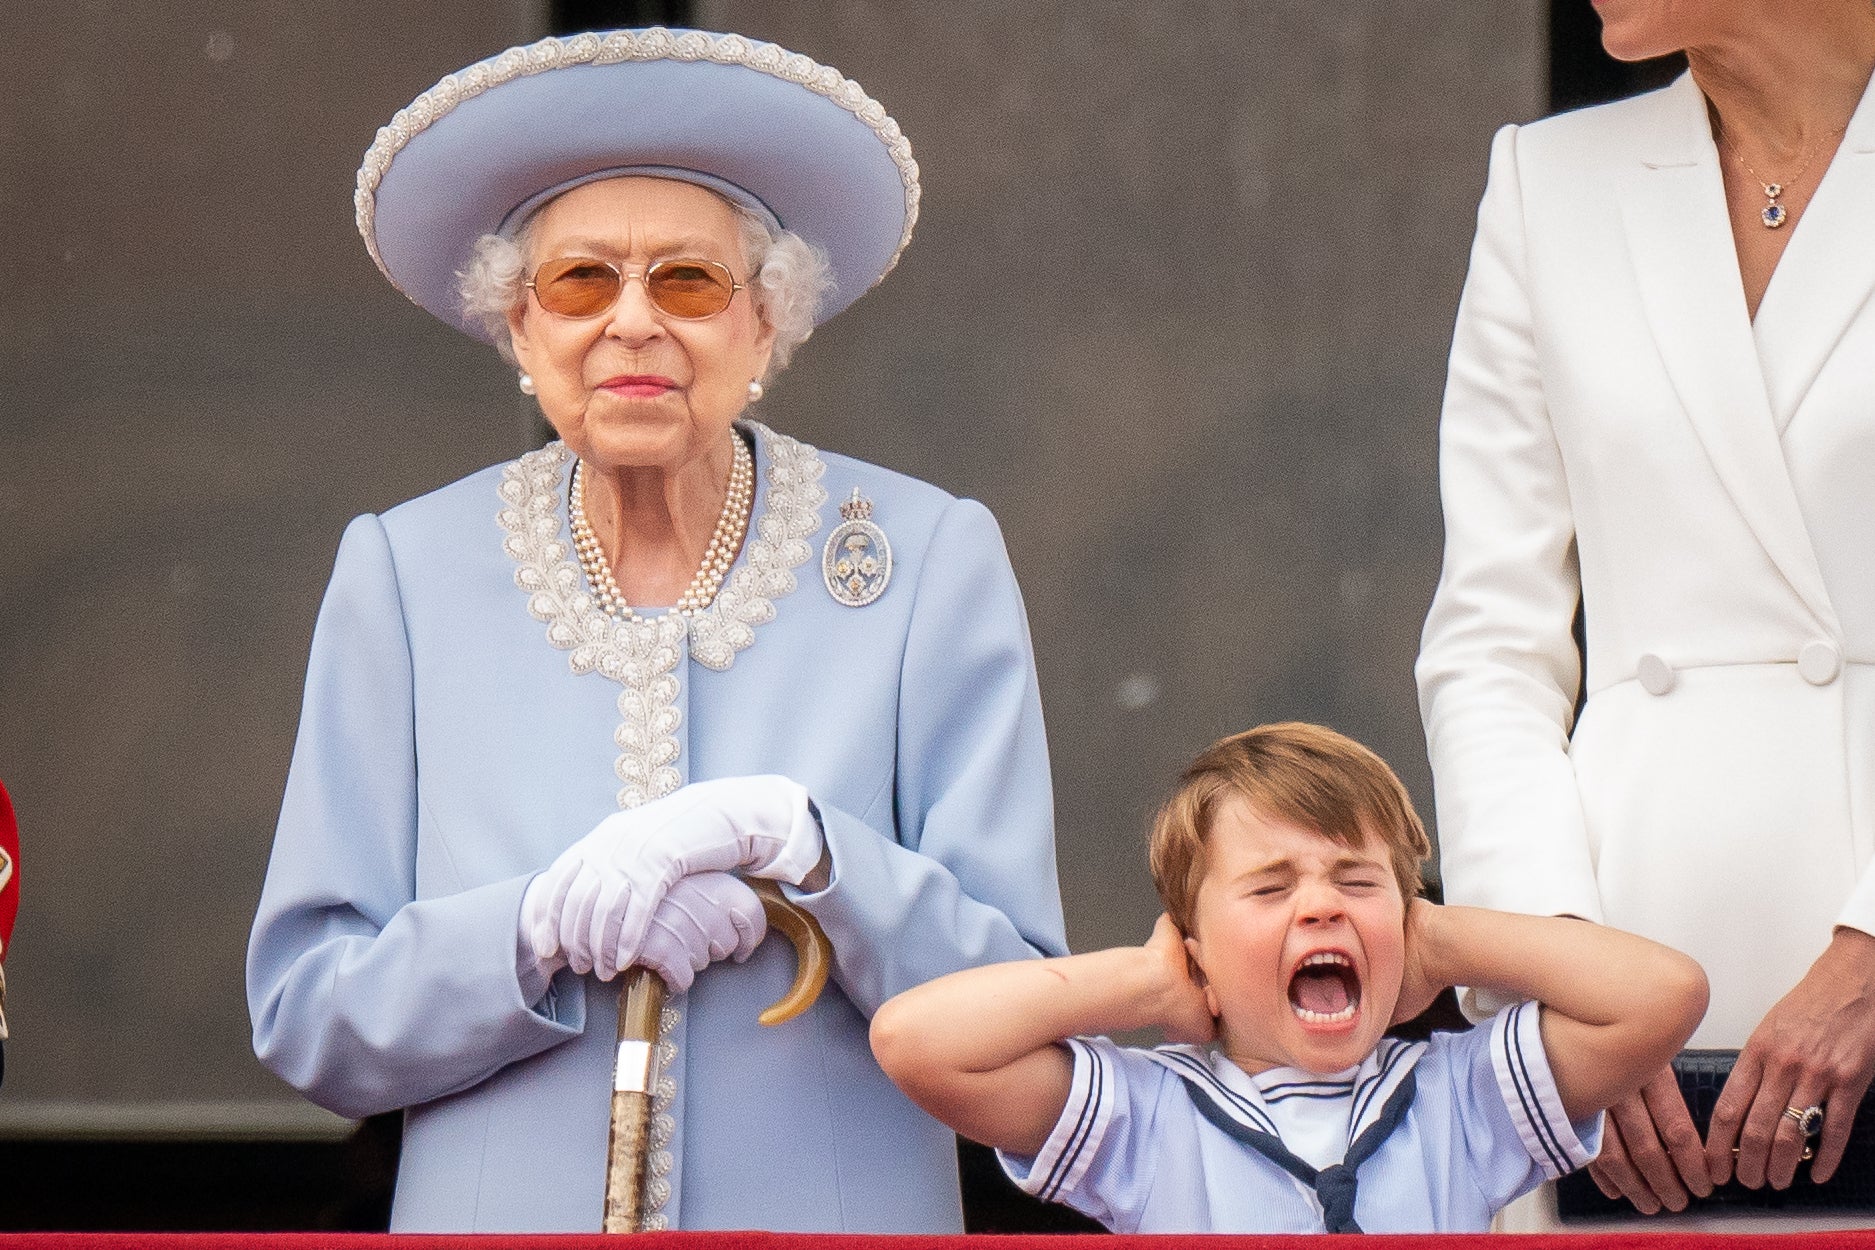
[1149,722,1430,932]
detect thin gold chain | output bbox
[1715,121,1845,228]
[1718,124,1842,194]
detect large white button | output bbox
[1637,653,1676,696]
[1799,640,1842,686]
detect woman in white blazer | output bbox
[1417,1,1875,1223]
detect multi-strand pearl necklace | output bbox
[569,432,755,620]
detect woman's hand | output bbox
[634,871,768,991]
[1706,927,1875,1190]
[1149,915,1215,1045]
[1586,1066,1712,1213]
[523,776,821,980]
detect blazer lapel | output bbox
[1751,70,1875,430]
[1618,74,1838,630]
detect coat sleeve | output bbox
[789,496,1068,1015]
[246,514,584,1120]
[1415,124,1603,925]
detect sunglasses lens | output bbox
[533,258,620,317]
[647,261,737,319]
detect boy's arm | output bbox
[870,916,1213,1156]
[1400,901,1708,1123]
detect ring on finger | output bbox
[1783,1105,1825,1139]
[1775,1104,1824,1162]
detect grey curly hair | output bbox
[457,197,833,382]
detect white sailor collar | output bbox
[1144,1035,1428,1152]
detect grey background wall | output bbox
[0,2,1543,1133]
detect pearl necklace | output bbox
[569,433,755,620]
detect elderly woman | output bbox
[246,29,1065,1234]
[1418,0,1875,1229]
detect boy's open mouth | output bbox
[1288,951,1361,1025]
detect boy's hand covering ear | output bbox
[1151,914,1217,1046]
[1390,898,1445,1027]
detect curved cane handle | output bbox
[603,882,832,1231]
[748,878,831,1026]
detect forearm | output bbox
[249,874,583,1117]
[1418,904,1703,1030]
[872,940,1186,1155]
[873,944,1169,1080]
[1415,903,1706,1118]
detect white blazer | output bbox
[1417,72,1875,1048]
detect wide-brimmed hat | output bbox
[355,28,920,342]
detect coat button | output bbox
[1637,653,1676,696]
[1799,640,1842,686]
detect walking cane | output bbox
[602,879,831,1232]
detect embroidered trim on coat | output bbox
[495,420,827,1227]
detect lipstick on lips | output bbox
[600,373,678,398]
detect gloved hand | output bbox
[516,870,769,988]
[521,775,822,981]
[636,870,768,990]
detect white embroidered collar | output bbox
[494,419,826,1229]
[496,419,829,677]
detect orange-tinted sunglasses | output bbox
[526,256,745,320]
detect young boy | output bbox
[871,723,1707,1233]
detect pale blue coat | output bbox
[247,423,1066,1232]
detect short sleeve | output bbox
[1432,1002,1603,1212]
[995,1037,1168,1231]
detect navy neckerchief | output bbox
[1150,1040,1424,1234]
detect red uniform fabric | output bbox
[0,778,16,953]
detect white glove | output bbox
[635,871,768,991]
[515,870,769,988]
[521,775,822,982]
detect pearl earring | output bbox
[518,372,536,396]
[747,380,764,403]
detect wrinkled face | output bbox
[506,176,775,475]
[1184,797,1406,1076]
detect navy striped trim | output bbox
[1152,1049,1280,1136]
[1501,1001,1571,1177]
[1350,1037,1420,1131]
[1180,1080,1317,1186]
[1175,1062,1421,1235]
[1264,1084,1357,1103]
[1259,1076,1357,1103]
[1037,1038,1106,1201]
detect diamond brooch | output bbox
[822,488,892,607]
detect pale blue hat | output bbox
[355,28,920,341]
